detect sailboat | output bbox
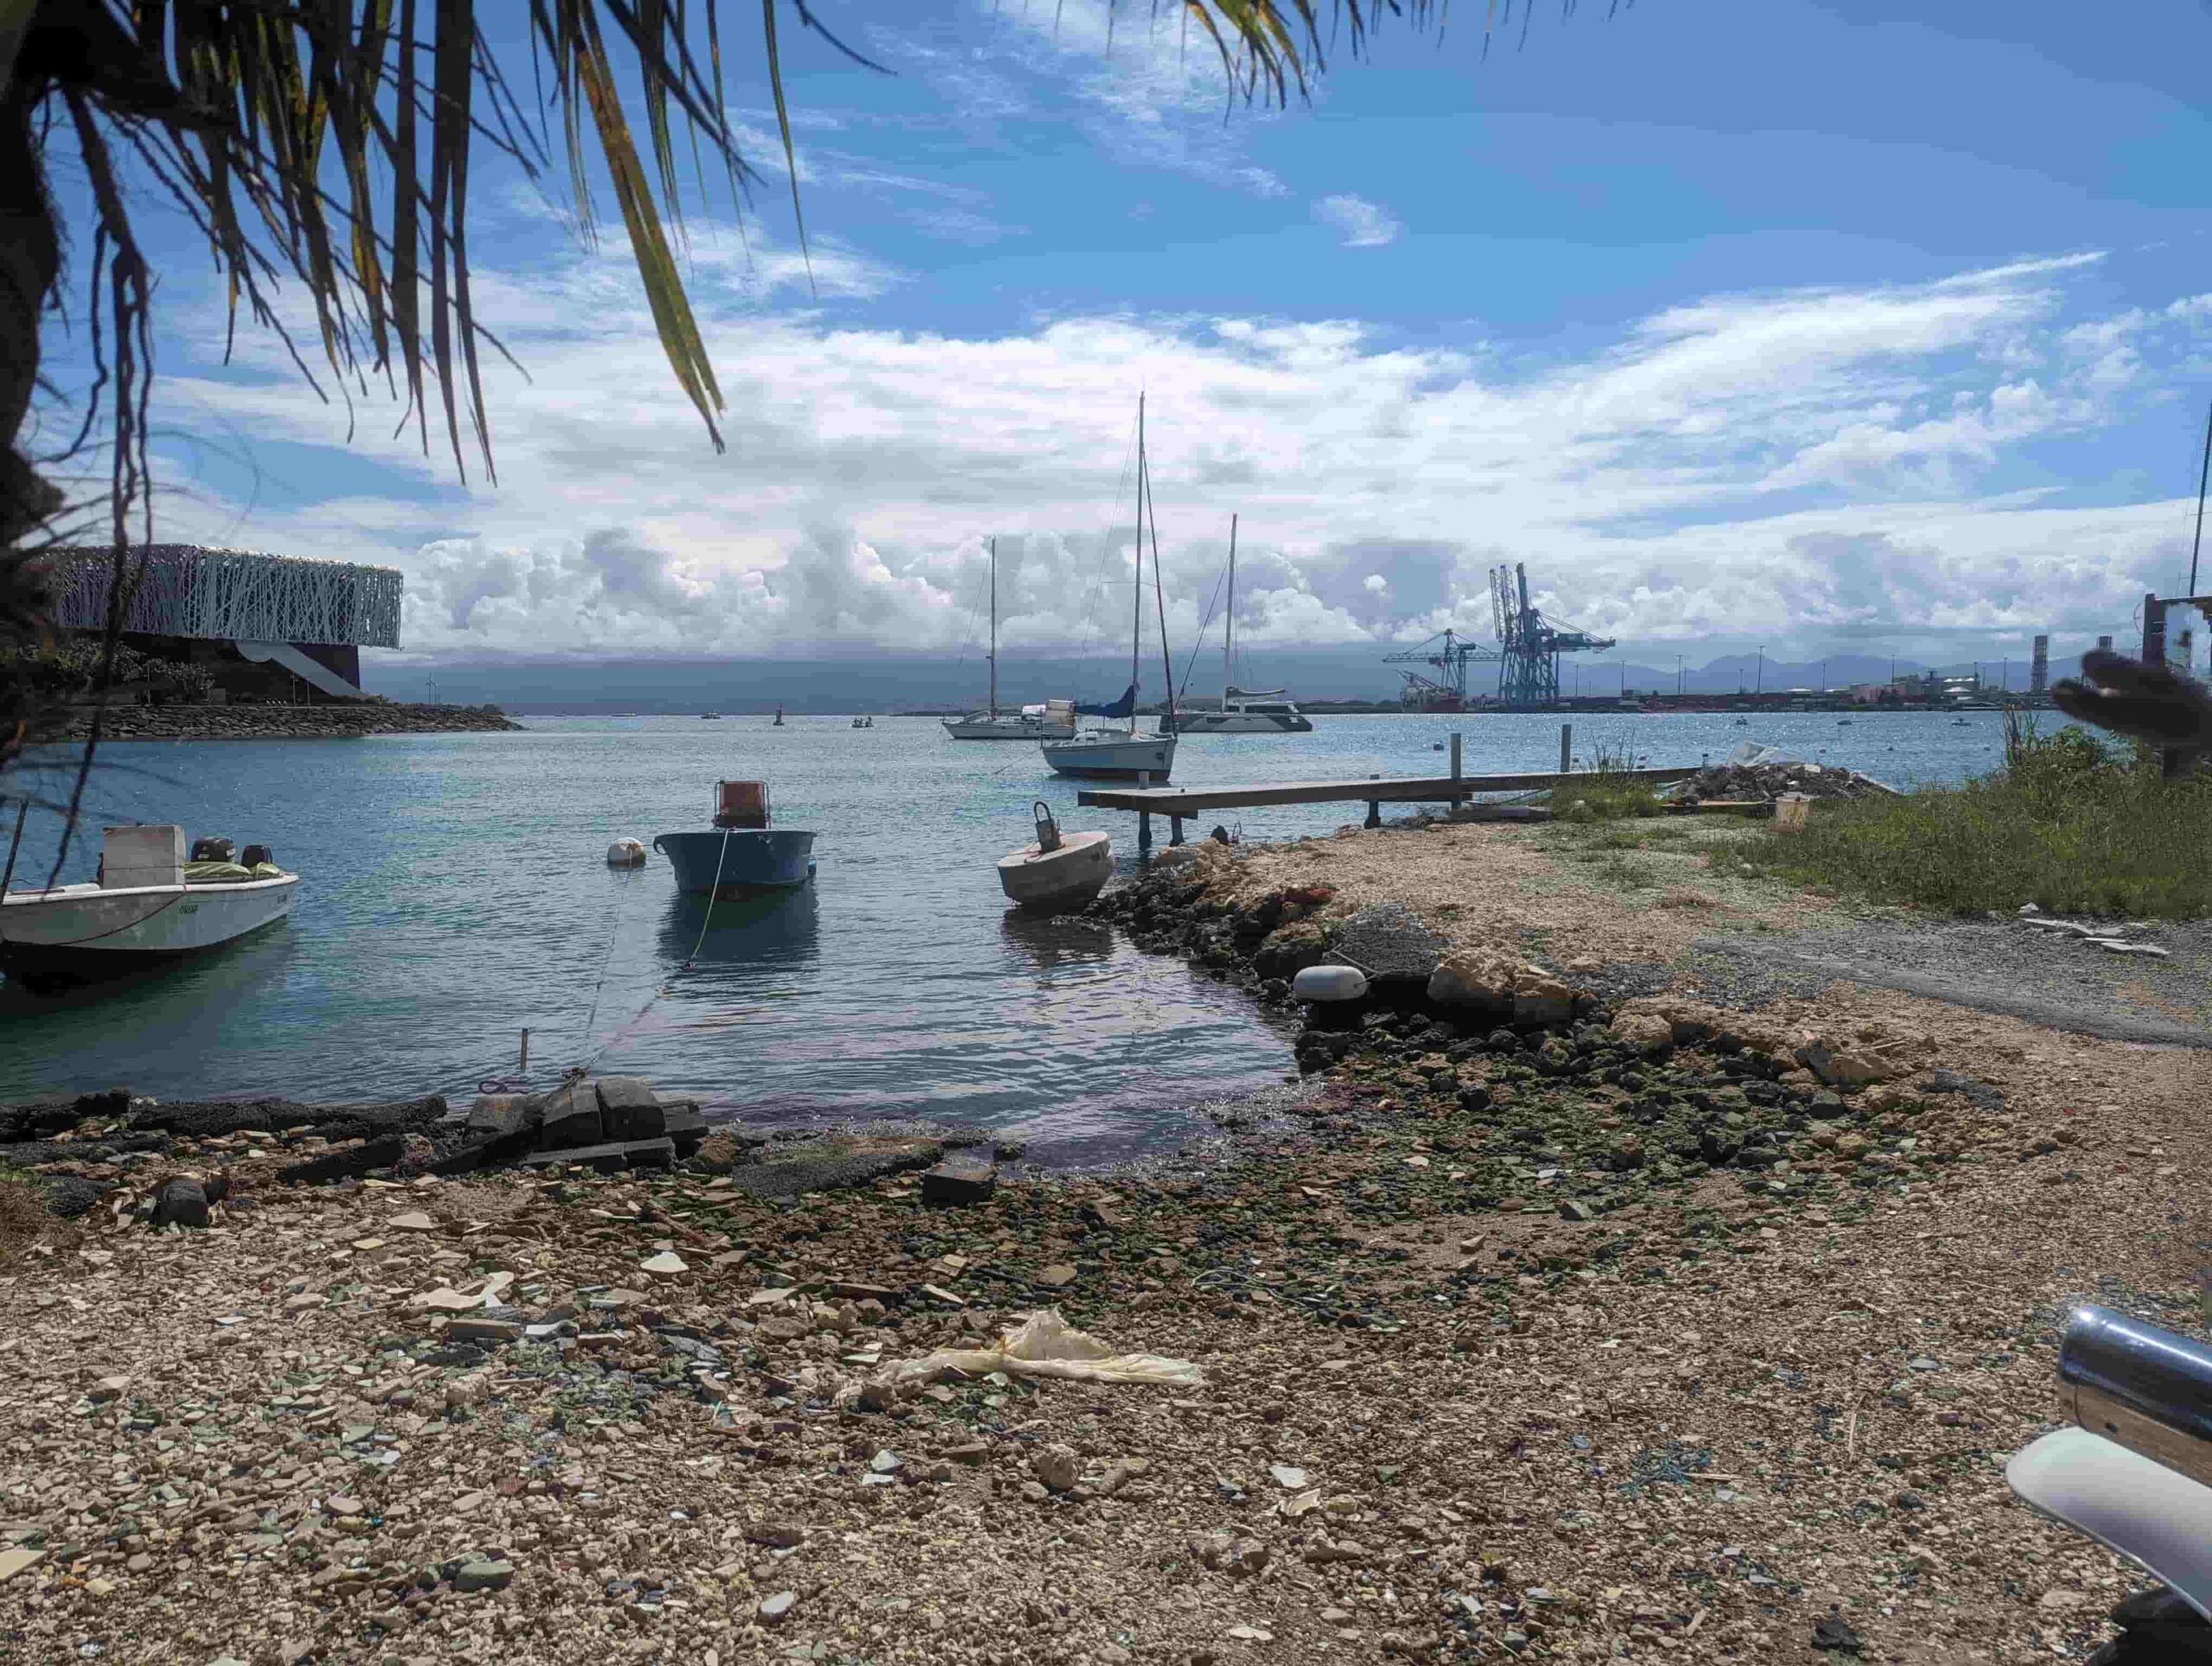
[1173,514,1313,735]
[942,537,1077,741]
[1042,397,1179,782]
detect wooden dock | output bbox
[1077,765,1698,853]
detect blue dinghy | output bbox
[654,780,817,897]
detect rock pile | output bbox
[1675,760,1888,804]
[51,700,522,741]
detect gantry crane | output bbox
[1382,626,1498,711]
[1382,562,1617,711]
[1489,562,1615,709]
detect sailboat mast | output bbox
[1147,439,1175,734]
[1224,513,1237,708]
[987,537,997,718]
[2193,400,2211,597]
[1131,395,1145,737]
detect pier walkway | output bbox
[1077,765,1697,853]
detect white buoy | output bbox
[1292,963,1368,1002]
[606,838,648,868]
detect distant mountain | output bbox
[363,642,2093,713]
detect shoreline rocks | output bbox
[48,700,521,742]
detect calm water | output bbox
[0,709,2009,1161]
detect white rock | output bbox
[640,1251,689,1276]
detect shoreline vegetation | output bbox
[3,761,2204,1662]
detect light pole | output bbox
[1756,646,1764,696]
[1675,653,1684,697]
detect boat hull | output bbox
[653,830,818,896]
[1,874,297,976]
[943,715,1077,741]
[1041,734,1176,781]
[997,830,1113,912]
[1173,709,1313,734]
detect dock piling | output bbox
[519,1027,531,1072]
[1138,811,1152,858]
[1559,723,1573,773]
[1449,732,1462,781]
[1365,799,1382,829]
[1169,815,1185,847]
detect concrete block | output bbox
[660,1100,707,1155]
[537,1080,602,1150]
[466,1095,536,1140]
[595,1076,664,1140]
[520,1137,676,1173]
[920,1155,996,1207]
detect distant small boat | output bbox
[701,711,721,721]
[1954,717,1972,727]
[653,781,817,897]
[772,708,785,728]
[2,825,296,984]
[851,715,874,729]
[998,803,1113,913]
[1733,717,1750,727]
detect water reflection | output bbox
[997,911,1116,977]
[654,883,821,976]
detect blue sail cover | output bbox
[1075,684,1136,719]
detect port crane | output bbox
[1490,562,1616,709]
[1382,563,1617,711]
[1381,627,1497,711]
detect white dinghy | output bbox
[2,824,297,984]
[996,802,1113,913]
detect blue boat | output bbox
[654,780,817,897]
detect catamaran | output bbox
[1043,395,1179,782]
[1172,513,1313,734]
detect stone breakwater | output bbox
[51,701,523,741]
[1084,843,1998,1221]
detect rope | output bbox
[571,827,737,1076]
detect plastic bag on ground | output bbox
[874,1309,1204,1392]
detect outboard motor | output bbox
[2009,1304,2212,1660]
[190,836,236,863]
[1032,801,1063,854]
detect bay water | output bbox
[1,709,2009,1161]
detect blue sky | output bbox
[44,0,2212,666]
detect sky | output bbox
[35,0,2212,675]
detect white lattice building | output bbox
[48,545,403,697]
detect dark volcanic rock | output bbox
[149,1177,211,1228]
[40,1175,111,1219]
[660,1100,708,1155]
[0,1090,131,1143]
[520,1138,676,1173]
[721,1137,945,1200]
[277,1138,409,1185]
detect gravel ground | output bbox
[1,989,2202,1666]
[3,822,2208,1664]
[1682,917,2212,1048]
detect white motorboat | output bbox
[2,824,296,983]
[1171,516,1314,735]
[997,802,1113,912]
[944,538,1077,741]
[1043,394,1179,783]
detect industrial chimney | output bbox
[2030,634,2050,695]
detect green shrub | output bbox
[1739,721,2212,918]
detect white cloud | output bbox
[1313,194,1401,249]
[118,247,2212,664]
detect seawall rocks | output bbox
[51,701,523,741]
